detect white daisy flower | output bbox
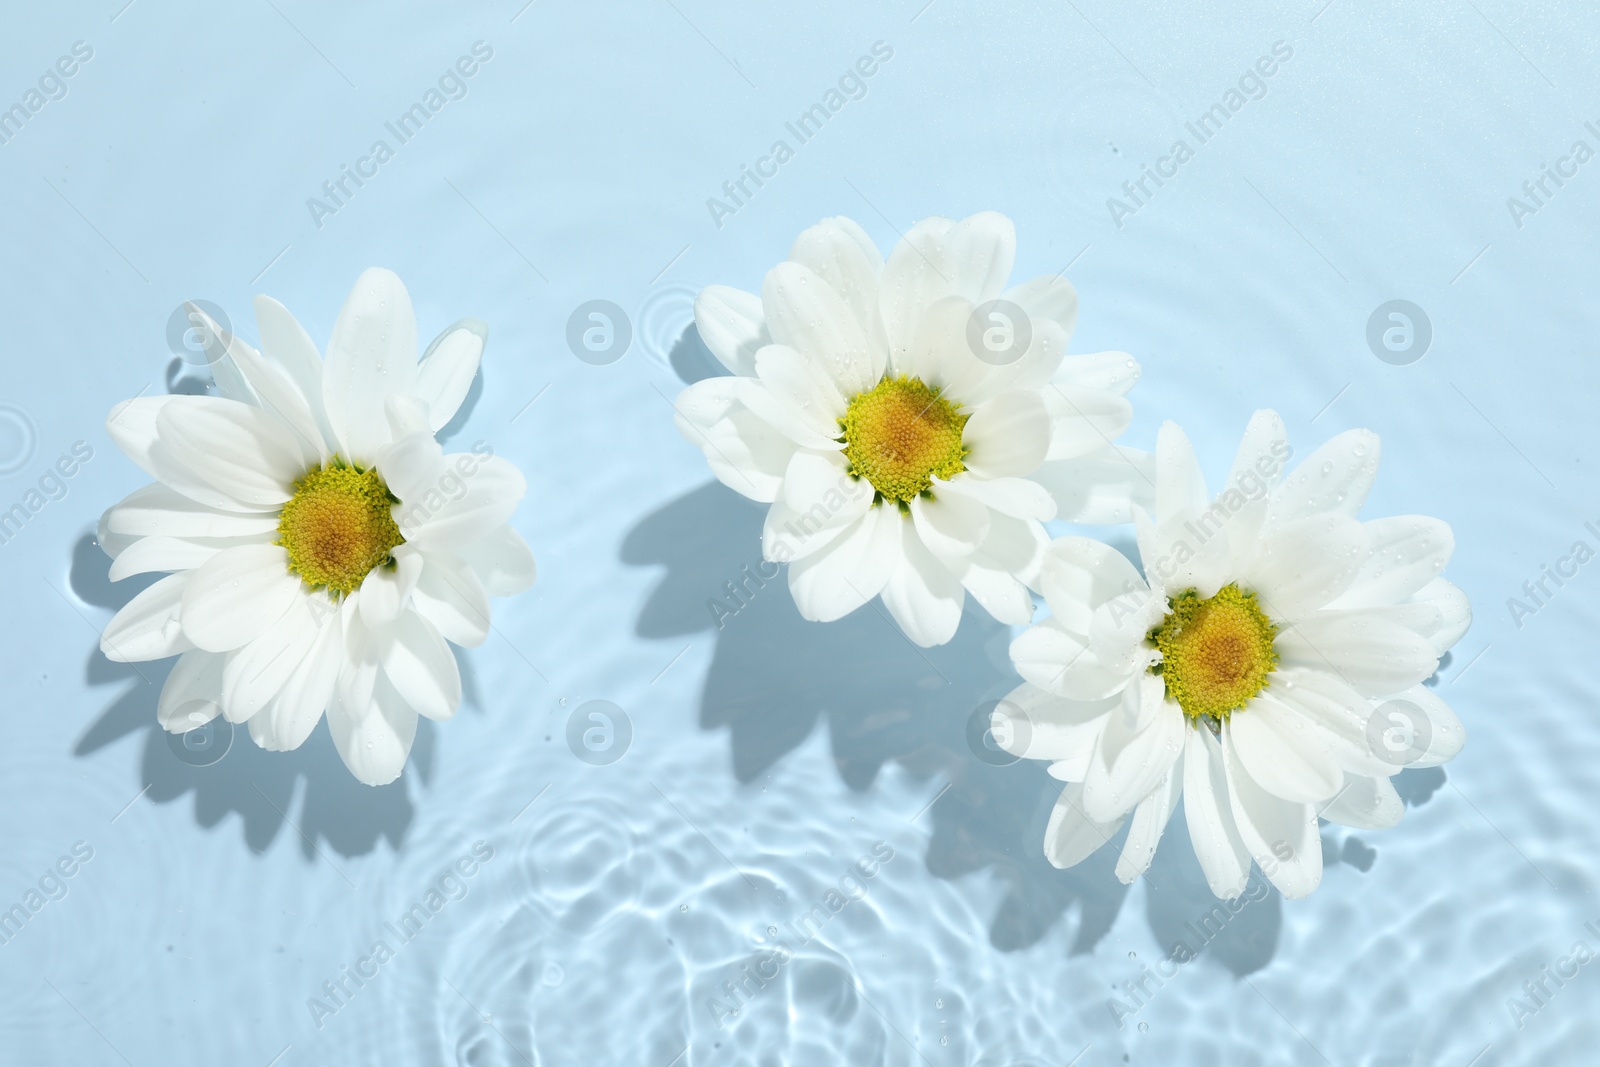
[676,212,1144,647]
[995,411,1470,898]
[96,269,536,785]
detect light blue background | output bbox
[1,1,1596,1064]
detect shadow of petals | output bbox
[71,530,430,859]
[623,479,1139,953]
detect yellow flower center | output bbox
[1148,583,1278,721]
[838,375,968,507]
[276,462,404,595]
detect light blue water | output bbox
[1,1,1596,1064]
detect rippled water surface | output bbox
[2,2,1598,1064]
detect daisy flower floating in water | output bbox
[676,212,1145,646]
[97,269,535,785]
[996,411,1469,898]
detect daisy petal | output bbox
[398,455,525,550]
[991,684,1118,762]
[377,430,448,504]
[1244,512,1368,620]
[417,319,486,431]
[964,317,1071,403]
[328,674,418,786]
[787,216,886,359]
[1223,725,1323,898]
[1319,774,1404,830]
[733,356,845,452]
[900,295,986,398]
[692,408,797,502]
[1052,350,1137,395]
[1009,620,1132,702]
[154,396,305,509]
[1276,614,1438,697]
[1410,577,1471,655]
[787,505,899,623]
[946,211,1016,306]
[1225,409,1289,492]
[963,390,1050,478]
[1270,668,1395,778]
[1082,676,1185,823]
[978,511,1050,587]
[336,593,380,715]
[1043,781,1125,869]
[101,483,280,541]
[156,649,224,732]
[1116,757,1182,884]
[101,573,193,662]
[382,612,462,721]
[1033,445,1155,525]
[1085,593,1164,675]
[104,396,181,477]
[879,216,959,358]
[253,296,327,409]
[949,512,1048,622]
[1137,505,1231,598]
[781,448,854,515]
[180,544,302,654]
[1039,383,1132,462]
[358,544,425,628]
[97,523,137,562]
[1003,273,1078,336]
[108,535,244,582]
[251,612,343,751]
[762,262,877,396]
[910,489,990,560]
[190,304,323,466]
[762,494,862,563]
[221,595,320,722]
[408,550,490,647]
[1155,421,1208,521]
[756,346,849,442]
[694,285,768,377]
[1227,693,1345,803]
[187,305,255,404]
[1388,683,1466,767]
[952,552,1034,625]
[938,474,1055,522]
[107,398,269,513]
[1182,726,1252,899]
[1327,516,1456,611]
[1265,429,1381,526]
[246,700,282,750]
[1010,619,1086,686]
[1037,536,1145,632]
[880,516,966,646]
[386,388,433,441]
[323,267,419,462]
[460,525,538,597]
[1218,409,1287,567]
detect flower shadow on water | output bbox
[622,477,1124,950]
[68,534,451,861]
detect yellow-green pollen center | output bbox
[276,461,404,596]
[1148,583,1279,721]
[838,375,968,508]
